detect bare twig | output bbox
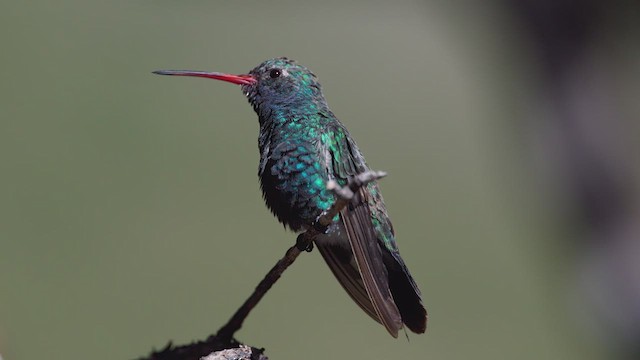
[321,171,387,228]
[138,170,387,360]
[201,345,266,360]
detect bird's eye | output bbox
[269,69,281,78]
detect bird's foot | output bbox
[296,233,314,252]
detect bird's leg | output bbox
[312,214,331,234]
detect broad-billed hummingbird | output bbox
[153,57,427,337]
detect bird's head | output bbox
[153,57,326,114]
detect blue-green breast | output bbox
[258,111,337,231]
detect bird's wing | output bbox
[314,241,379,320]
[315,123,403,337]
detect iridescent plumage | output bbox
[154,57,427,336]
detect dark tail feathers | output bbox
[385,252,427,333]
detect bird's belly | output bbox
[260,159,335,231]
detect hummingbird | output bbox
[153,57,427,337]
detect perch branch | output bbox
[138,170,387,360]
[216,170,387,342]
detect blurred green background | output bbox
[2,1,638,359]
